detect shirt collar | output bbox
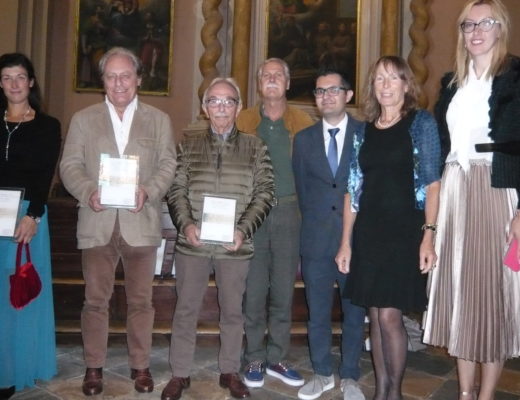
[105,95,139,115]
[323,113,348,132]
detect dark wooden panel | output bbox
[48,196,343,335]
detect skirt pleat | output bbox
[423,161,520,362]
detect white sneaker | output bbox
[297,374,334,400]
[340,378,365,400]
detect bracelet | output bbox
[421,223,437,233]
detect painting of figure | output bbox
[267,0,359,102]
[74,0,173,95]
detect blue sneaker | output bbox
[266,362,304,387]
[243,360,264,388]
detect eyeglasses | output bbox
[313,86,347,97]
[205,98,239,108]
[460,18,500,33]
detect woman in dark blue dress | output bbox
[0,53,61,396]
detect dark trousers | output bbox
[243,200,300,364]
[170,253,249,376]
[302,256,366,379]
[81,219,157,369]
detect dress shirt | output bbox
[446,61,493,170]
[323,114,348,161]
[106,95,138,156]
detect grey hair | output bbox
[202,77,242,106]
[98,47,143,77]
[257,58,291,81]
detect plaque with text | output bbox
[0,188,25,237]
[99,154,139,208]
[199,195,237,244]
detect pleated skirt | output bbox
[0,202,57,390]
[423,161,520,362]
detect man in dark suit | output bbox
[292,69,366,400]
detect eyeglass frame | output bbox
[313,86,347,97]
[460,17,500,33]
[204,97,239,108]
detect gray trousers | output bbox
[243,200,301,364]
[170,253,249,377]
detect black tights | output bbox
[369,307,407,400]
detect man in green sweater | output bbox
[236,58,313,389]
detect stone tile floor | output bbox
[9,334,520,399]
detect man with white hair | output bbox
[60,47,176,396]
[162,77,274,400]
[237,58,313,389]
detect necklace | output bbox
[4,108,30,161]
[377,113,401,129]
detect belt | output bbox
[272,194,298,206]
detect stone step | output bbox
[53,276,309,288]
[54,319,342,335]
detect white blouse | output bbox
[446,62,493,170]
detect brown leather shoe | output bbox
[219,373,250,399]
[130,368,154,393]
[82,368,103,396]
[161,376,190,400]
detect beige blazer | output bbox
[60,101,177,249]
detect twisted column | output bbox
[198,0,223,106]
[408,0,430,108]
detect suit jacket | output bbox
[60,101,177,249]
[292,114,364,259]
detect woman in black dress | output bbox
[336,56,441,400]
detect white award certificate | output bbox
[199,195,237,244]
[0,188,24,237]
[99,154,139,208]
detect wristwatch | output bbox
[27,213,41,224]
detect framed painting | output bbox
[73,0,174,95]
[266,0,360,104]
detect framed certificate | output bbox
[0,188,25,237]
[98,154,139,208]
[199,194,237,244]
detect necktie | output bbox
[327,128,339,176]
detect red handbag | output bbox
[9,243,42,309]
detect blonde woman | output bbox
[423,1,520,399]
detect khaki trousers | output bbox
[81,218,157,369]
[170,253,249,377]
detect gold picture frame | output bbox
[266,0,361,104]
[73,0,174,96]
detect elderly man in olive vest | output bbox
[161,77,274,400]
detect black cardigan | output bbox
[0,111,61,217]
[434,55,520,208]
